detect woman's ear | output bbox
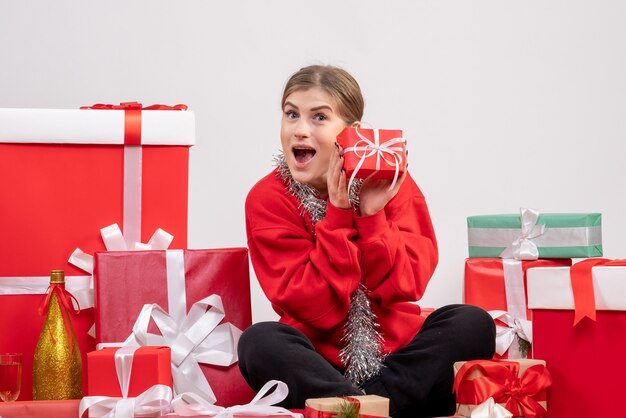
[350,121,360,128]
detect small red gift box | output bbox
[464,258,571,359]
[87,346,172,397]
[336,128,406,182]
[527,260,626,418]
[0,104,193,400]
[453,359,551,417]
[93,248,254,407]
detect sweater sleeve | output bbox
[354,174,438,305]
[245,175,362,330]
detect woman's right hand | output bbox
[327,144,350,209]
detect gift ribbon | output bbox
[499,208,545,260]
[38,282,81,355]
[123,249,241,402]
[454,360,551,418]
[170,380,302,417]
[470,397,513,418]
[570,258,626,326]
[343,127,405,192]
[79,101,186,246]
[79,345,173,418]
[489,310,532,359]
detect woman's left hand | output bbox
[359,171,407,216]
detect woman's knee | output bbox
[238,321,308,360]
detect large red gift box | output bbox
[464,258,571,359]
[93,248,254,407]
[336,127,406,182]
[0,105,194,400]
[87,346,172,397]
[527,261,626,418]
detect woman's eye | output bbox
[285,110,298,119]
[313,113,327,122]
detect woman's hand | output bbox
[327,144,350,209]
[359,171,407,216]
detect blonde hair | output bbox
[281,65,364,125]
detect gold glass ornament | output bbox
[32,270,82,399]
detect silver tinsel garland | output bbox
[275,153,385,387]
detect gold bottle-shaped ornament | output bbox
[32,270,82,399]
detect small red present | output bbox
[336,127,406,185]
[464,258,571,359]
[87,346,172,397]
[0,104,193,400]
[527,260,626,418]
[453,359,551,417]
[93,248,254,407]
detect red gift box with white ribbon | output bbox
[464,258,571,359]
[0,103,194,400]
[527,259,626,418]
[336,127,406,188]
[93,248,254,407]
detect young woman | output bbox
[239,65,495,418]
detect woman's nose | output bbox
[294,119,311,138]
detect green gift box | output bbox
[467,209,602,259]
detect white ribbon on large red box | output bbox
[79,346,173,418]
[121,249,242,403]
[170,380,303,417]
[486,208,541,358]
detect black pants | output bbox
[238,304,495,418]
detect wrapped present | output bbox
[87,346,172,397]
[453,359,551,417]
[527,259,626,418]
[93,248,254,407]
[464,258,570,359]
[80,346,172,418]
[304,394,389,418]
[0,103,194,400]
[467,208,602,259]
[336,127,406,189]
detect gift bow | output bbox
[80,102,188,111]
[454,360,551,418]
[68,223,173,309]
[170,380,302,417]
[470,397,513,418]
[79,346,173,418]
[570,258,626,325]
[499,208,546,260]
[123,294,241,402]
[489,310,532,358]
[343,127,406,192]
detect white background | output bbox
[2,1,625,323]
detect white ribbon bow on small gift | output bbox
[123,293,242,403]
[470,397,513,418]
[499,208,546,260]
[79,346,173,418]
[489,310,532,359]
[170,380,303,418]
[343,127,406,192]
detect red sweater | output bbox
[245,169,438,369]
